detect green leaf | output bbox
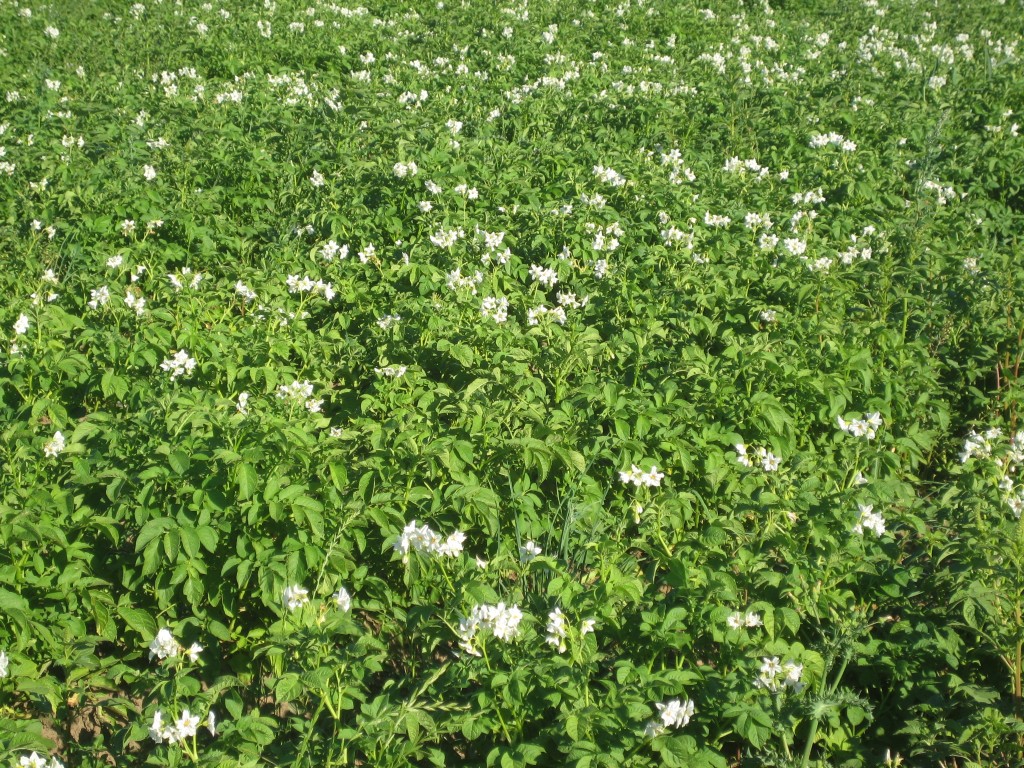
[464,377,490,398]
[193,524,217,554]
[180,525,201,558]
[726,705,772,748]
[169,450,191,475]
[329,461,349,491]
[236,463,258,500]
[136,517,174,551]
[565,714,580,741]
[654,735,697,768]
[101,369,130,400]
[118,606,158,638]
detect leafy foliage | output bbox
[0,0,1023,766]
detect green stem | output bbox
[800,719,820,768]
[295,697,328,767]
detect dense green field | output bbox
[1,0,1024,765]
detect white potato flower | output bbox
[334,587,352,612]
[149,628,180,660]
[43,431,66,458]
[283,585,310,611]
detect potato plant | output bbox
[1,0,1024,766]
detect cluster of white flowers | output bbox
[393,161,419,177]
[660,226,694,248]
[394,520,466,563]
[477,229,511,264]
[88,286,110,309]
[853,503,886,537]
[0,649,8,677]
[30,289,58,306]
[783,237,808,257]
[593,164,627,187]
[660,148,695,185]
[276,380,322,413]
[149,708,215,744]
[160,350,197,380]
[744,212,774,230]
[355,242,376,263]
[446,267,483,294]
[545,608,568,651]
[726,611,763,630]
[149,628,202,663]
[236,392,250,415]
[792,188,826,206]
[168,268,202,292]
[922,180,959,205]
[810,132,857,151]
[723,156,770,179]
[481,296,509,323]
[528,264,558,288]
[837,412,883,439]
[587,222,624,252]
[804,256,834,273]
[1008,488,1024,520]
[431,227,465,248]
[234,281,257,302]
[643,698,695,738]
[286,274,336,301]
[755,657,804,693]
[398,89,429,106]
[545,607,596,653]
[735,443,781,471]
[283,585,310,611]
[43,431,66,459]
[374,365,408,378]
[526,304,567,326]
[619,464,664,487]
[1004,432,1024,467]
[759,309,778,324]
[309,169,326,187]
[556,292,588,309]
[457,602,524,655]
[958,429,1024,516]
[960,427,1002,463]
[15,754,63,768]
[125,290,146,316]
[13,313,29,335]
[839,243,873,265]
[703,211,731,228]
[143,164,157,181]
[376,314,401,330]
[320,240,349,261]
